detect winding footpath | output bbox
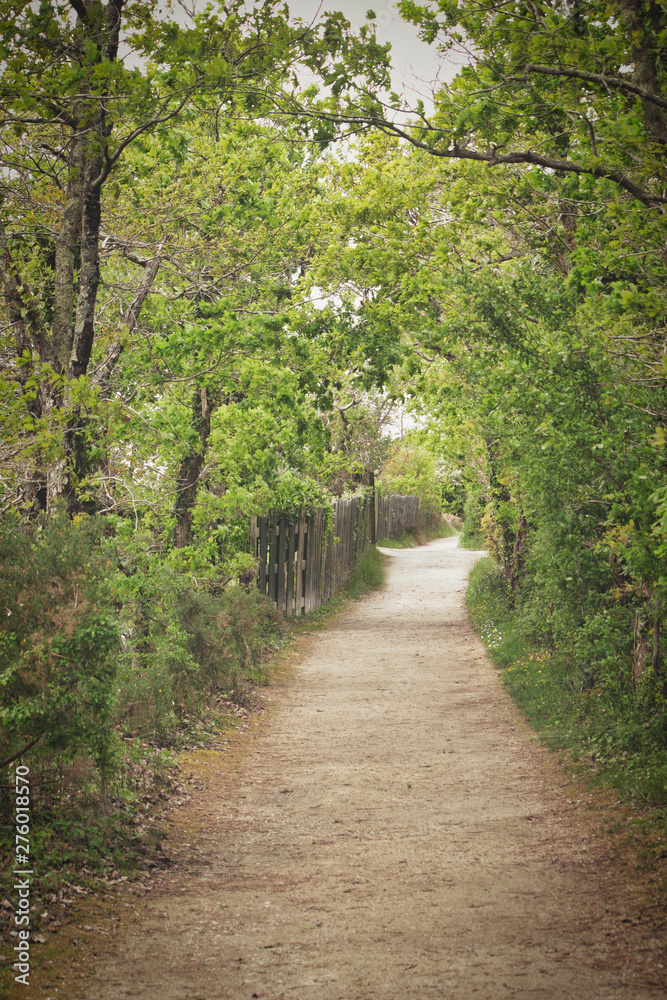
[69,537,665,999]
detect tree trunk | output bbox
[510,511,529,601]
[617,0,667,148]
[52,133,85,372]
[69,148,103,379]
[173,387,213,548]
[633,608,650,688]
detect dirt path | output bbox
[63,538,666,998]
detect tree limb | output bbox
[515,63,667,111]
[90,254,162,391]
[92,88,203,191]
[67,0,88,23]
[123,255,161,332]
[277,100,666,208]
[0,735,42,769]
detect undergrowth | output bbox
[459,493,487,549]
[458,530,487,550]
[466,557,667,808]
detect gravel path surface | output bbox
[70,537,665,999]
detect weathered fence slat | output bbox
[268,516,277,604]
[277,515,287,612]
[296,512,306,614]
[245,493,419,616]
[304,515,313,615]
[286,520,296,616]
[316,508,324,607]
[258,516,268,595]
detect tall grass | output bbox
[344,545,386,597]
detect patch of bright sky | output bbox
[252,1,462,111]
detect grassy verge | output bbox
[458,526,487,549]
[465,556,667,810]
[344,544,386,596]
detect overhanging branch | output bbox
[273,98,666,209]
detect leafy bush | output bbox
[114,548,287,737]
[0,511,121,780]
[460,491,487,549]
[465,554,667,804]
[258,470,333,525]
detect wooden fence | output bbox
[241,492,420,616]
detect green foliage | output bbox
[256,471,333,525]
[116,583,286,737]
[460,491,487,550]
[394,0,667,209]
[438,464,466,517]
[0,511,291,759]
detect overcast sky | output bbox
[278,1,459,105]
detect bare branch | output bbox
[517,63,667,112]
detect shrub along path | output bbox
[64,539,666,997]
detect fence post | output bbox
[286,519,296,615]
[296,510,306,615]
[258,516,268,594]
[277,515,287,612]
[268,515,278,606]
[315,508,324,609]
[369,477,376,544]
[304,515,313,614]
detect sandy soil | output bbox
[48,538,667,998]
